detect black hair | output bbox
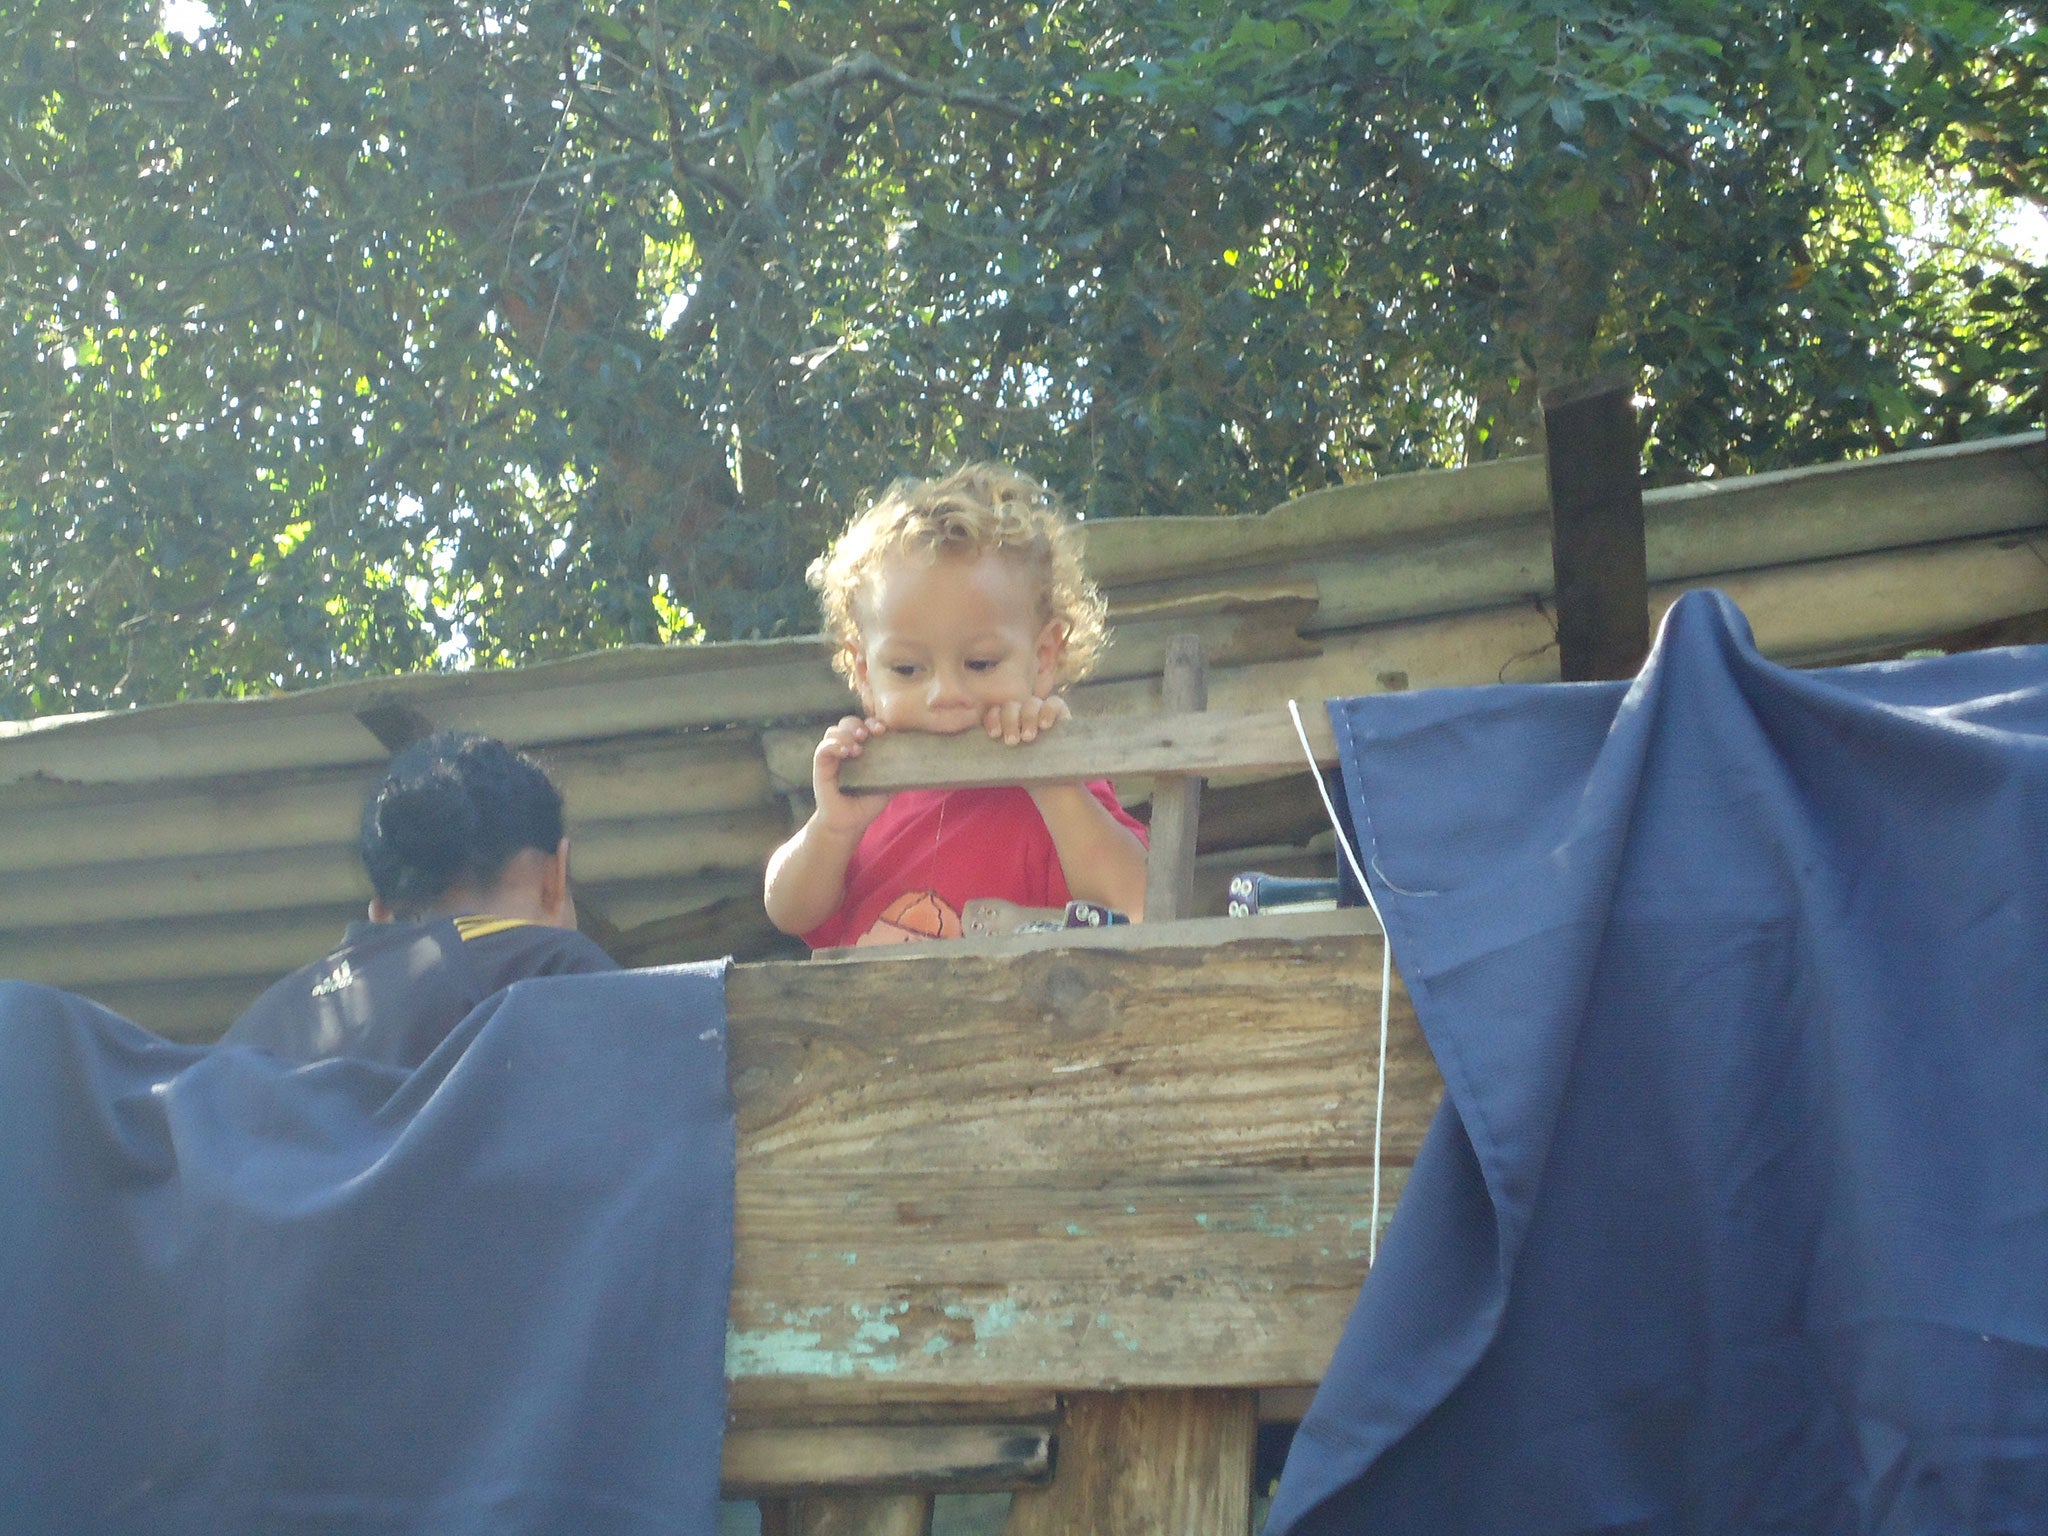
[360,733,566,917]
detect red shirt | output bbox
[802,781,1148,949]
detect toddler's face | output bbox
[850,550,1063,734]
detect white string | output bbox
[1287,699,1392,1266]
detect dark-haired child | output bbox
[222,732,616,1067]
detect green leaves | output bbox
[0,0,2039,714]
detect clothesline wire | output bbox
[1287,699,1391,1266]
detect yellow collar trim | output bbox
[452,915,534,941]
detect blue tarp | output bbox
[0,965,735,1536]
[1269,590,2048,1535]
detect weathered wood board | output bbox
[724,920,1438,1407]
[1002,1390,1256,1535]
[824,707,1340,795]
[722,1420,1052,1495]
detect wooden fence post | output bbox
[1142,634,1207,922]
[1542,375,1650,682]
[1001,634,1256,1535]
[760,1492,934,1536]
[1002,1390,1256,1536]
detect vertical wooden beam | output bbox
[1142,635,1207,922]
[760,1494,934,1536]
[1002,1389,1257,1536]
[1541,375,1650,682]
[352,696,439,755]
[1001,639,1255,1532]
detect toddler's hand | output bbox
[984,693,1070,746]
[813,715,890,834]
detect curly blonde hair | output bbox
[809,463,1109,687]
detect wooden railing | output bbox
[717,655,1425,1532]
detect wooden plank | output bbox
[0,906,356,991]
[559,869,766,936]
[1094,583,1321,680]
[27,516,2042,880]
[0,638,851,786]
[24,518,2048,1021]
[1081,454,1552,586]
[69,925,1420,1406]
[74,975,287,1043]
[726,1163,1416,1406]
[1671,532,2048,665]
[1639,429,2046,584]
[1258,1386,1317,1423]
[811,910,1378,964]
[352,697,438,754]
[722,1423,1051,1495]
[1083,525,2048,720]
[1543,375,1650,682]
[0,807,789,932]
[0,731,776,874]
[1001,1390,1256,1536]
[1301,432,2046,637]
[613,905,1374,983]
[833,709,1338,796]
[778,1496,933,1536]
[1142,636,1207,922]
[5,435,2039,790]
[1299,512,1548,635]
[0,590,1307,788]
[725,929,1437,1399]
[728,1389,1060,1430]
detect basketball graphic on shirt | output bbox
[856,889,964,945]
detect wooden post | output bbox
[998,637,1256,1534]
[1541,376,1650,682]
[760,1492,935,1536]
[1142,635,1207,922]
[1002,1390,1257,1536]
[352,696,438,754]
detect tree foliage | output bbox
[2,0,2041,714]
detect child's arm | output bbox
[763,715,891,937]
[1030,783,1150,919]
[982,694,1150,920]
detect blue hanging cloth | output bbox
[1269,590,2048,1535]
[0,964,735,1536]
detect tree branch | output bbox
[764,49,1031,121]
[644,0,711,199]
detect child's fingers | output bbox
[812,746,846,796]
[1016,698,1047,742]
[1014,695,1066,742]
[815,717,874,790]
[996,699,1036,746]
[821,714,873,749]
[1032,694,1070,732]
[983,697,1069,746]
